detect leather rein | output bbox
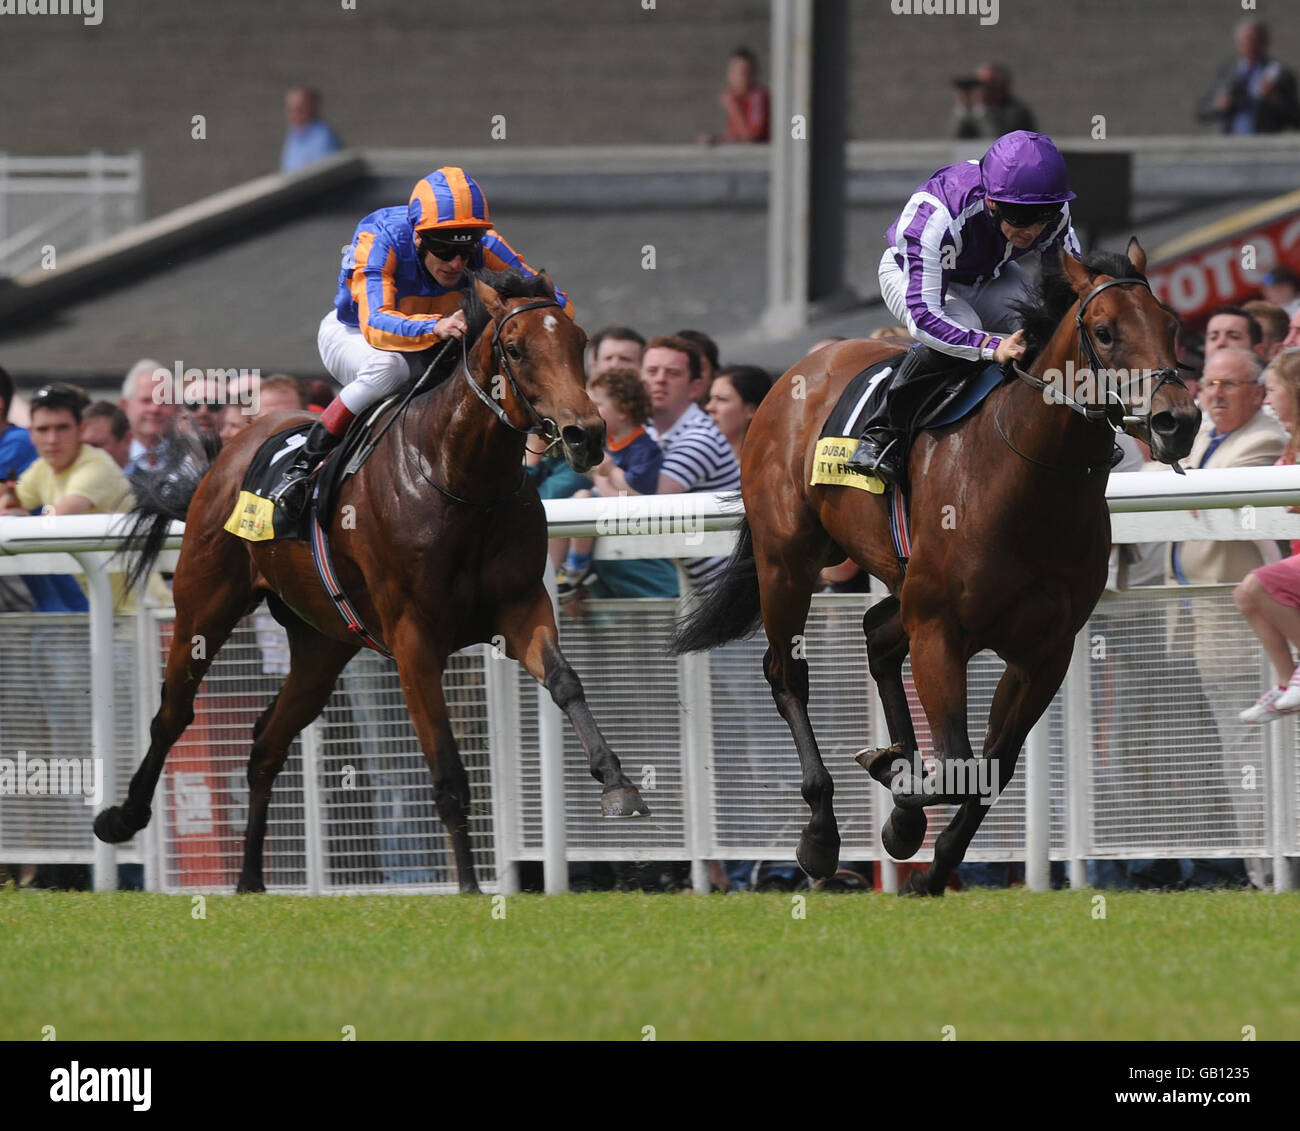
[995,276,1190,475]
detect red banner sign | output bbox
[1148,211,1300,326]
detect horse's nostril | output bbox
[560,425,587,450]
[1150,411,1178,436]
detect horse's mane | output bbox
[460,268,558,343]
[1011,250,1145,368]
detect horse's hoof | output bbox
[93,804,148,844]
[235,878,266,894]
[796,832,840,880]
[881,807,927,860]
[459,882,481,895]
[601,785,650,818]
[898,869,944,898]
[855,743,905,786]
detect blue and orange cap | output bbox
[408,167,492,238]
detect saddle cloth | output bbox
[811,354,1006,491]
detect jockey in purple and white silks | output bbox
[846,131,1082,482]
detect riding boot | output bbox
[270,421,342,517]
[845,344,956,482]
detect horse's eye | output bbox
[506,343,522,361]
[1095,326,1113,347]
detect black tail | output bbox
[668,515,763,654]
[118,430,219,595]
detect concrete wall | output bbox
[2,0,1295,218]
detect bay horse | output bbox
[672,243,1201,895]
[97,269,649,892]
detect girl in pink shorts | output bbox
[1238,348,1300,723]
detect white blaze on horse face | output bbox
[543,315,558,333]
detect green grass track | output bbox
[2,888,1296,1040]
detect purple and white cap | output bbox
[980,131,1076,205]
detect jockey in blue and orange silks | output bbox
[846,131,1083,483]
[274,165,572,513]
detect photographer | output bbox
[951,63,1037,140]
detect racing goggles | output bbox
[991,201,1062,230]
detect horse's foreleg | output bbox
[236,618,356,893]
[94,554,251,846]
[903,648,1071,896]
[391,618,480,892]
[498,591,649,817]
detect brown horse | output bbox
[671,242,1200,895]
[98,270,648,892]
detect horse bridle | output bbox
[1001,276,1191,473]
[459,298,564,448]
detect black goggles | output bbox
[992,201,1061,230]
[421,235,482,262]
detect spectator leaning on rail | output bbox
[1196,18,1300,135]
[845,131,1082,483]
[1167,347,1285,891]
[0,384,135,605]
[280,85,342,173]
[951,62,1037,140]
[558,366,678,603]
[273,166,572,518]
[633,336,740,587]
[1237,349,1300,724]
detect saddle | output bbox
[222,395,403,544]
[811,354,1006,492]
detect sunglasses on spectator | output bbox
[992,202,1061,230]
[184,398,224,411]
[29,384,85,411]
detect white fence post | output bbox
[484,641,521,895]
[74,551,116,892]
[678,574,715,893]
[1024,719,1051,892]
[299,719,326,894]
[1066,625,1093,889]
[539,564,567,893]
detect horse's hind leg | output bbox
[902,646,1071,896]
[390,617,486,892]
[755,549,839,880]
[236,602,358,893]
[94,533,253,846]
[854,596,928,859]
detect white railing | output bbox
[0,151,143,277]
[2,467,1299,894]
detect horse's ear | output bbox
[474,275,504,316]
[1060,247,1094,296]
[1126,237,1147,274]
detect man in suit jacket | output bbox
[1164,348,1284,890]
[1196,18,1300,135]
